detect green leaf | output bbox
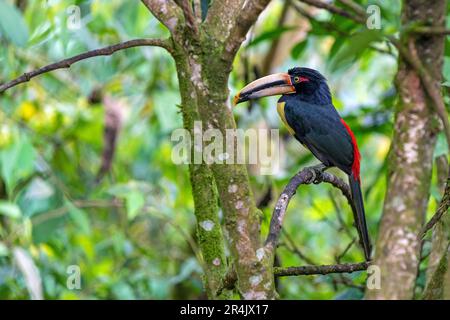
[125,191,145,220]
[0,134,35,194]
[291,39,308,59]
[330,29,383,71]
[0,242,8,257]
[66,201,91,234]
[443,57,450,81]
[0,0,29,46]
[247,26,296,47]
[153,91,182,132]
[328,37,345,61]
[433,132,449,158]
[0,201,21,219]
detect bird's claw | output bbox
[306,164,327,184]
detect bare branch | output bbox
[0,38,172,94]
[274,261,370,277]
[141,0,183,34]
[219,261,369,292]
[265,168,355,252]
[337,0,366,17]
[299,0,365,24]
[412,26,450,35]
[291,2,393,56]
[336,238,357,263]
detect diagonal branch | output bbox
[265,168,355,252]
[274,261,370,277]
[421,178,450,237]
[299,0,365,24]
[0,38,172,94]
[337,0,366,17]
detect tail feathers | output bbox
[349,174,372,261]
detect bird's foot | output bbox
[305,164,327,184]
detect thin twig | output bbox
[291,2,393,56]
[336,238,357,263]
[299,0,365,24]
[413,26,450,35]
[265,168,355,252]
[337,0,366,17]
[0,38,172,94]
[329,190,354,239]
[274,261,369,277]
[218,261,369,292]
[282,229,317,265]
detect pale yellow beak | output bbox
[233,73,295,106]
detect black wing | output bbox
[284,100,354,174]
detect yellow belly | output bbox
[277,102,295,135]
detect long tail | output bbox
[348,174,372,261]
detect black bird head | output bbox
[234,67,331,105]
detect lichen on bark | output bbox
[153,0,274,299]
[366,0,446,300]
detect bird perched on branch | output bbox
[234,67,372,261]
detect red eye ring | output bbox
[294,76,309,83]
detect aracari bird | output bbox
[234,67,371,261]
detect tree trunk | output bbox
[142,0,276,299]
[366,0,446,300]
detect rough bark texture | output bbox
[142,0,275,299]
[423,244,449,299]
[366,0,446,300]
[173,49,230,299]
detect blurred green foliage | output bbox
[0,0,448,299]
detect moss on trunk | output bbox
[366,0,446,300]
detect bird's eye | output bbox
[294,76,300,83]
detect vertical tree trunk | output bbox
[173,49,230,299]
[366,0,446,300]
[424,155,450,299]
[142,0,275,299]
